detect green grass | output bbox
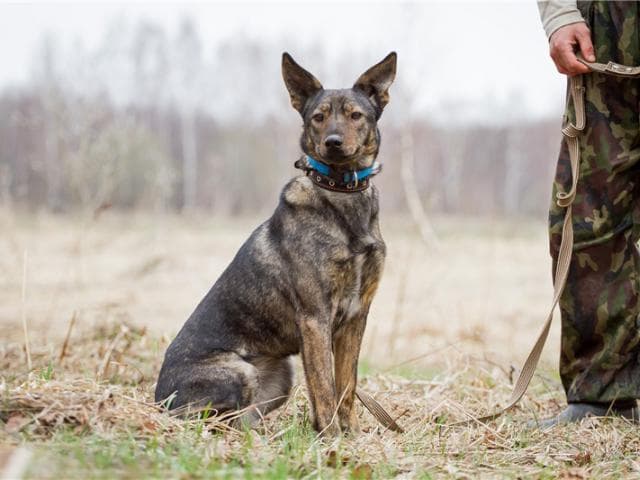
[23,420,402,479]
[38,363,55,381]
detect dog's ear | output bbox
[353,52,397,116]
[282,52,323,115]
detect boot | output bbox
[529,401,639,429]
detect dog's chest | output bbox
[337,253,366,319]
[330,237,385,325]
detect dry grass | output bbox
[1,211,640,478]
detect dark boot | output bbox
[530,401,639,429]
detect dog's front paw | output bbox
[315,418,341,437]
[339,415,360,436]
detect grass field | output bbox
[2,210,639,479]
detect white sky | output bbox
[0,1,567,123]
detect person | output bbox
[537,1,640,427]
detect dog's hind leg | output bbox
[155,351,259,416]
[234,356,293,426]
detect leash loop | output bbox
[556,75,584,208]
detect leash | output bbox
[356,387,404,432]
[575,57,640,77]
[452,54,640,426]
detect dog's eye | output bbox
[312,113,324,122]
[351,112,363,120]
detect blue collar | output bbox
[305,156,379,184]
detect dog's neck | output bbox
[294,155,382,193]
[326,155,376,172]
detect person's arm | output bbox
[537,1,595,76]
[538,0,583,38]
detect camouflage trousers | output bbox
[550,1,640,403]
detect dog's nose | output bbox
[324,135,343,148]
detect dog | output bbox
[155,51,397,436]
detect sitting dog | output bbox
[155,51,397,435]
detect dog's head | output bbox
[282,52,396,167]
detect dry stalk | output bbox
[96,327,127,380]
[20,249,31,371]
[58,311,78,363]
[400,129,440,250]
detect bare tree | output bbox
[33,36,64,211]
[173,18,203,211]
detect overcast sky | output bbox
[0,1,567,123]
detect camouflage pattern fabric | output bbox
[549,1,640,403]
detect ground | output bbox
[1,210,639,479]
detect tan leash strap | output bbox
[356,387,404,432]
[577,56,640,77]
[450,73,587,426]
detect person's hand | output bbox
[549,22,595,76]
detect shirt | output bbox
[537,0,585,38]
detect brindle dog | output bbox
[155,52,397,436]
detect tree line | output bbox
[0,18,563,217]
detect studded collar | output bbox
[293,155,382,193]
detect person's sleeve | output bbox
[537,1,585,39]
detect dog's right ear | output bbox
[282,52,323,115]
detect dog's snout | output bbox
[324,135,343,148]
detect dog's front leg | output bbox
[335,247,384,433]
[333,313,366,433]
[299,317,339,436]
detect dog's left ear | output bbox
[353,52,397,116]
